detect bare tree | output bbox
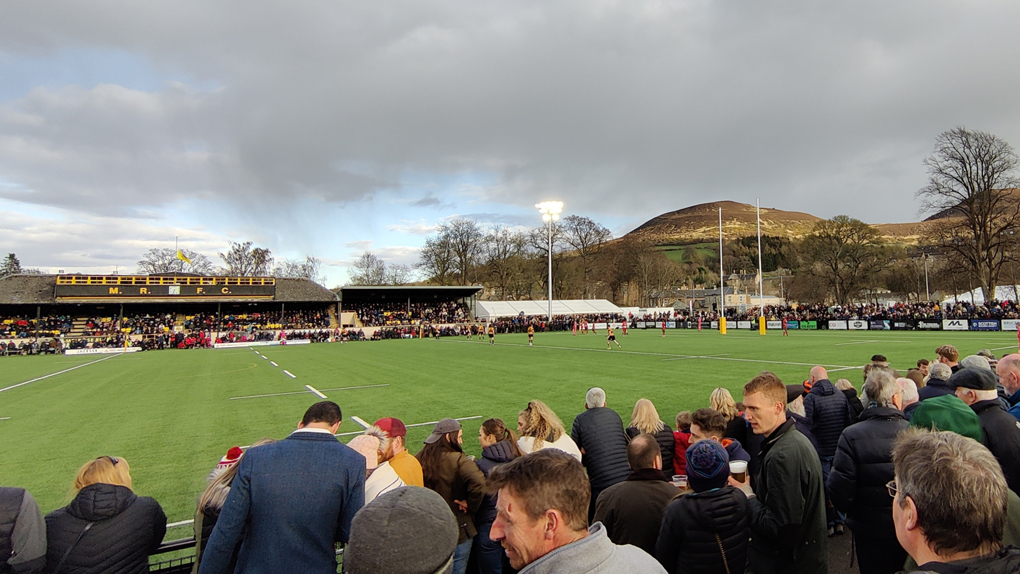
[385,264,414,285]
[137,248,214,275]
[482,226,528,299]
[348,251,387,285]
[443,219,484,284]
[417,234,456,285]
[560,215,612,298]
[219,242,274,276]
[917,127,1020,301]
[275,256,326,285]
[799,215,890,304]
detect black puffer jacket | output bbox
[826,407,908,532]
[45,483,166,574]
[571,408,631,491]
[842,388,865,423]
[625,424,675,479]
[972,400,1020,496]
[655,486,750,574]
[474,440,519,526]
[803,379,850,458]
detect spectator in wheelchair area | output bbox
[44,456,167,574]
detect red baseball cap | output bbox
[374,417,407,438]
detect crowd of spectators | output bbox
[352,301,471,327]
[0,315,73,338]
[7,343,1020,574]
[729,299,1020,322]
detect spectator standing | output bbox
[199,401,365,574]
[672,412,692,476]
[371,417,424,487]
[593,434,679,556]
[950,367,1020,496]
[935,344,961,373]
[804,366,850,536]
[625,399,675,477]
[517,401,582,461]
[474,418,524,574]
[570,388,632,521]
[918,362,954,401]
[417,418,487,574]
[996,354,1020,420]
[347,435,405,502]
[833,379,864,423]
[655,440,750,574]
[488,449,666,574]
[710,388,747,447]
[896,378,920,420]
[45,456,166,574]
[736,372,827,574]
[193,439,275,574]
[826,368,909,574]
[0,486,46,574]
[891,429,1020,572]
[688,408,751,462]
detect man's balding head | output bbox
[810,366,828,383]
[626,433,661,470]
[996,354,1020,395]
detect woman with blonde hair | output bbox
[625,398,675,474]
[192,439,276,573]
[710,387,748,445]
[516,400,582,461]
[45,456,166,574]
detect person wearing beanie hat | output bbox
[951,367,1020,496]
[348,434,406,503]
[909,394,984,443]
[656,440,750,574]
[344,487,459,574]
[371,417,424,487]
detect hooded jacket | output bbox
[518,522,665,574]
[803,378,850,458]
[474,440,519,526]
[0,487,46,574]
[45,483,166,574]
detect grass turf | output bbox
[1,328,1016,538]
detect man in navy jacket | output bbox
[199,401,366,574]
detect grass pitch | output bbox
[1,328,1016,537]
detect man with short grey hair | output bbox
[891,429,1020,572]
[828,367,909,574]
[996,354,1020,420]
[918,362,953,402]
[896,378,920,419]
[951,367,1020,496]
[571,387,631,521]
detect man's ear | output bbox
[903,496,919,531]
[297,420,306,429]
[544,510,561,539]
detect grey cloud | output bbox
[1,1,1019,225]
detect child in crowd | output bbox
[672,411,692,475]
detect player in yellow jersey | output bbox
[606,326,621,349]
[487,324,496,345]
[527,324,535,346]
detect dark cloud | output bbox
[0,1,1019,226]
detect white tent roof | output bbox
[475,299,623,319]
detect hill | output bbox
[626,201,924,245]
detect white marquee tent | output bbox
[475,299,622,320]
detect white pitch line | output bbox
[989,346,1018,352]
[283,370,296,379]
[0,355,119,394]
[834,340,880,346]
[661,353,731,362]
[270,361,279,367]
[229,384,389,401]
[305,385,327,399]
[261,355,268,360]
[351,416,371,429]
[337,415,483,437]
[0,417,10,421]
[444,340,857,370]
[827,365,865,373]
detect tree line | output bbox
[135,242,326,285]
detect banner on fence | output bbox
[942,319,969,331]
[766,320,782,330]
[891,321,914,330]
[594,323,607,330]
[710,321,719,329]
[970,319,999,331]
[917,320,941,330]
[829,321,848,330]
[737,321,752,329]
[64,347,141,355]
[213,340,311,349]
[803,321,818,330]
[1002,319,1020,331]
[849,320,868,330]
[788,321,800,330]
[869,320,891,330]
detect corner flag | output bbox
[177,250,192,265]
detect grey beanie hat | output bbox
[344,487,458,574]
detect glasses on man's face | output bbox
[886,480,898,498]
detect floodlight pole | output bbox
[536,202,563,323]
[547,218,553,321]
[924,254,931,302]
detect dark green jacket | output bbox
[748,418,828,574]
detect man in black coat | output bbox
[950,367,1020,496]
[917,362,954,402]
[827,368,909,574]
[804,366,850,536]
[0,487,46,574]
[571,387,632,521]
[594,434,680,556]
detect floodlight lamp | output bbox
[542,214,551,222]
[535,201,564,216]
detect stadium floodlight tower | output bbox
[536,201,564,322]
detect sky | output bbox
[2,1,1019,287]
